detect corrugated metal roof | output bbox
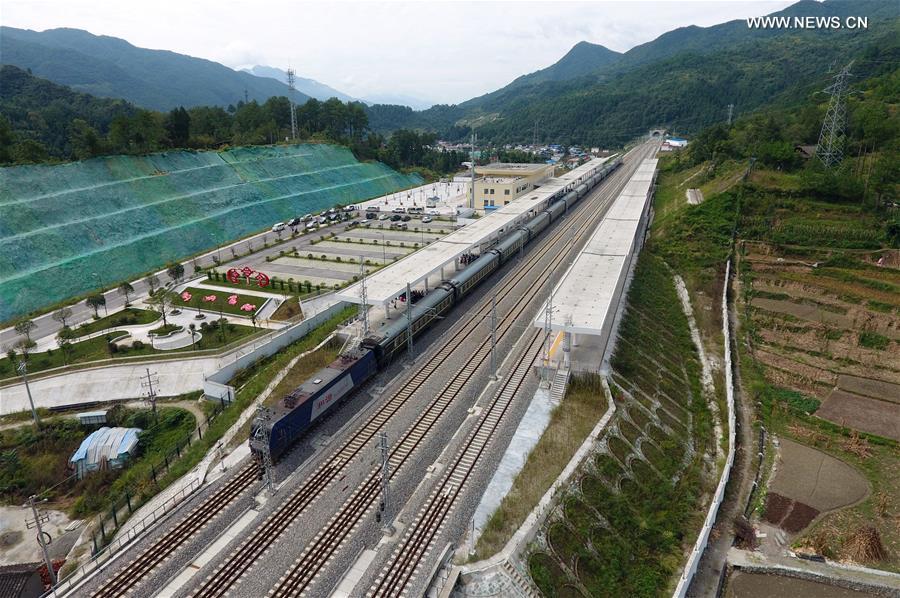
[70,427,140,465]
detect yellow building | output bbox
[472,162,554,210]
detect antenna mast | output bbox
[286,67,298,140]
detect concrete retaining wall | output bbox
[674,260,735,597]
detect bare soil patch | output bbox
[726,571,879,598]
[752,297,851,328]
[763,493,792,526]
[770,438,869,512]
[837,375,900,405]
[782,502,821,533]
[817,390,900,441]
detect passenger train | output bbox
[250,157,622,464]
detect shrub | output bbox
[133,340,145,349]
[307,253,314,259]
[336,256,342,262]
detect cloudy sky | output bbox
[3,0,796,106]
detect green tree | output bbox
[68,119,104,159]
[51,307,73,328]
[12,139,49,163]
[118,281,135,305]
[147,290,175,326]
[165,107,191,147]
[166,262,185,283]
[85,294,105,318]
[14,319,37,343]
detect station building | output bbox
[473,162,554,211]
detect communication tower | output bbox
[815,61,854,169]
[286,68,298,140]
[726,103,735,126]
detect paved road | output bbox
[0,214,361,353]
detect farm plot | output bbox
[743,246,900,436]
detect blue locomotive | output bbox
[250,158,621,465]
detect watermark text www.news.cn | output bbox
[747,15,868,29]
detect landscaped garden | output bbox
[174,287,269,317]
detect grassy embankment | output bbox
[528,255,713,597]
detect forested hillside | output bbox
[0,26,310,110]
[366,0,899,146]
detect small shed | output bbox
[69,427,141,479]
[76,410,108,425]
[0,563,44,598]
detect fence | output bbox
[202,301,350,402]
[40,476,201,598]
[673,259,736,597]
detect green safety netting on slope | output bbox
[0,144,422,322]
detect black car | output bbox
[287,217,301,227]
[401,215,411,222]
[391,214,402,222]
[365,212,377,220]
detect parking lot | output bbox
[211,209,461,292]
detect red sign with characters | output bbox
[227,266,270,288]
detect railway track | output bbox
[367,330,543,597]
[89,463,259,597]
[254,144,656,598]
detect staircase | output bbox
[549,367,570,405]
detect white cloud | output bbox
[2,0,796,105]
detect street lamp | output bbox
[376,232,386,265]
[92,272,108,316]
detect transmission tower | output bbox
[726,103,735,126]
[815,61,854,169]
[286,68,298,140]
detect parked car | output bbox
[360,221,372,228]
[319,216,328,224]
[392,207,406,214]
[305,222,318,231]
[421,216,433,223]
[348,220,359,226]
[398,222,408,230]
[271,222,286,232]
[391,214,402,222]
[401,215,412,222]
[365,212,377,220]
[378,214,390,221]
[343,205,356,212]
[302,213,313,222]
[287,217,301,227]
[328,208,337,214]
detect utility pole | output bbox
[140,368,159,421]
[359,260,369,340]
[378,431,393,533]
[256,406,275,494]
[541,289,554,388]
[815,60,854,169]
[16,361,40,430]
[726,103,735,126]
[286,68,298,140]
[406,282,413,360]
[26,495,56,587]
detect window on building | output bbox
[504,189,510,195]
[490,188,495,194]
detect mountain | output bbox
[362,93,433,111]
[0,27,311,111]
[369,0,899,145]
[503,41,621,90]
[241,65,357,103]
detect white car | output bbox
[378,213,390,221]
[319,216,328,224]
[421,216,433,223]
[271,222,286,232]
